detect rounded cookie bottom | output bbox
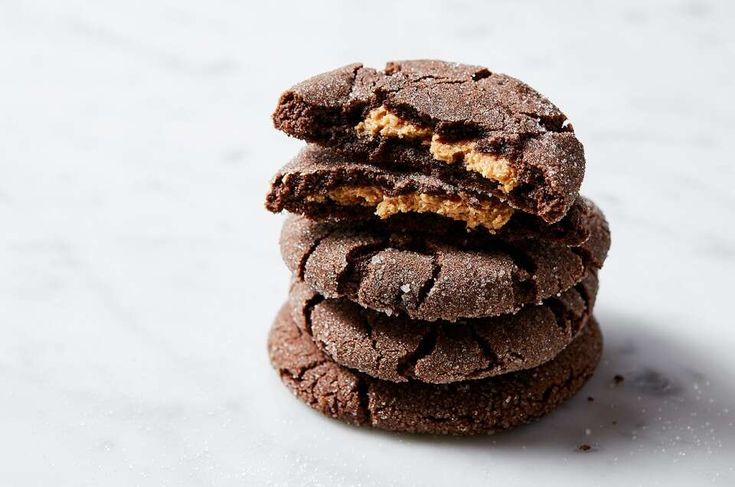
[268,304,602,435]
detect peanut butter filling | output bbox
[355,106,518,192]
[429,139,516,192]
[355,106,433,140]
[307,186,514,231]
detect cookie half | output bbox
[288,271,596,384]
[272,60,584,222]
[267,146,593,237]
[268,304,602,435]
[279,200,609,321]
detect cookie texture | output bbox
[268,304,602,435]
[288,272,597,384]
[266,146,514,232]
[279,199,609,321]
[272,61,584,222]
[267,145,592,235]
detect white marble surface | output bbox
[2,0,734,485]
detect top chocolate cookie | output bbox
[273,60,584,223]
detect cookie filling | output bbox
[355,106,518,192]
[307,185,514,231]
[355,105,434,140]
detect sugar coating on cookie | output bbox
[268,304,603,435]
[287,273,597,384]
[272,60,585,222]
[278,198,609,321]
[266,59,610,437]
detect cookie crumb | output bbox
[613,374,624,385]
[578,444,592,452]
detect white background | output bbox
[2,0,734,485]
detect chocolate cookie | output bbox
[279,200,608,321]
[272,60,584,222]
[268,304,602,435]
[287,272,597,384]
[266,145,590,235]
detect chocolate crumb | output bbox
[578,444,592,452]
[587,396,594,402]
[613,374,624,385]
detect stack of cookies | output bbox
[265,60,610,435]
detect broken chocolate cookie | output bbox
[266,145,593,235]
[272,60,584,222]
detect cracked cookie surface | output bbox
[272,60,585,222]
[279,198,609,321]
[288,272,597,384]
[268,304,602,435]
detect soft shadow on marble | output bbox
[391,309,735,456]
